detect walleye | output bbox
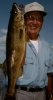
[5,3,25,97]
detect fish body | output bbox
[6,3,25,96]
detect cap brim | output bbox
[24,10,47,17]
[39,11,47,16]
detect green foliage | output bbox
[0,63,3,68]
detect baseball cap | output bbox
[24,2,47,16]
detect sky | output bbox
[0,0,53,63]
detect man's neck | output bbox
[30,34,39,41]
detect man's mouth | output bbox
[29,24,39,29]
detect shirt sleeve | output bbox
[47,47,53,73]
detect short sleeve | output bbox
[47,47,53,73]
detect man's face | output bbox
[24,11,44,40]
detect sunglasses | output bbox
[24,14,43,21]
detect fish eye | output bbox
[14,11,17,14]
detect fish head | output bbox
[10,2,24,26]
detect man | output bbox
[3,2,53,100]
[15,2,53,100]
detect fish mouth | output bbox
[13,3,18,10]
[12,2,21,13]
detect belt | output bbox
[15,85,45,92]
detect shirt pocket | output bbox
[25,57,34,65]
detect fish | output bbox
[5,3,26,97]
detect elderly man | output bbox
[15,2,53,100]
[3,1,53,100]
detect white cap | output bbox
[24,2,47,16]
